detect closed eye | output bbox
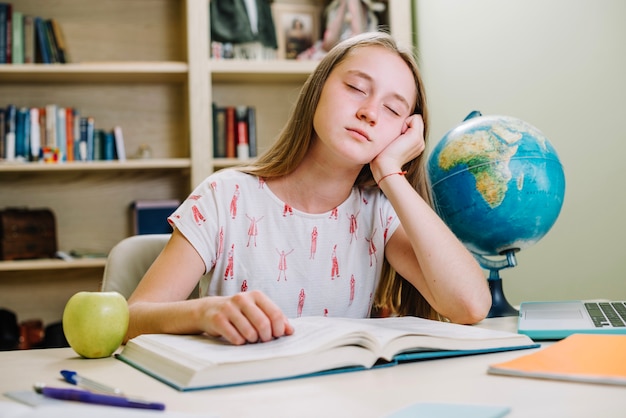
[347,83,366,94]
[385,105,401,116]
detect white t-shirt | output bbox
[169,169,400,318]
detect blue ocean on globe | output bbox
[427,112,566,256]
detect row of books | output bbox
[0,104,126,163]
[0,2,70,64]
[212,103,257,160]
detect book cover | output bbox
[113,126,126,161]
[3,2,11,63]
[11,10,23,64]
[212,104,226,158]
[65,107,74,162]
[235,105,249,160]
[247,106,257,158]
[103,130,115,160]
[488,333,626,386]
[0,108,5,159]
[14,107,30,160]
[131,200,180,235]
[118,316,538,391]
[34,17,50,64]
[29,107,40,161]
[49,18,69,63]
[23,15,34,63]
[56,107,66,161]
[44,104,57,148]
[225,106,236,158]
[44,19,59,63]
[0,4,7,64]
[4,104,16,160]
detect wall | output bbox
[415,0,626,304]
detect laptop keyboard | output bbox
[585,302,626,327]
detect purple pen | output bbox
[34,384,165,410]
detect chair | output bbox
[101,234,171,299]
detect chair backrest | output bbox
[101,234,171,299]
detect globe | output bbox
[427,111,566,317]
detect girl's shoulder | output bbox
[204,169,261,187]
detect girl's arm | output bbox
[125,229,294,344]
[371,115,491,324]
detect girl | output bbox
[126,32,491,345]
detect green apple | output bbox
[62,291,129,359]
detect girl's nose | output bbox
[357,100,378,125]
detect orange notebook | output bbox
[488,333,626,386]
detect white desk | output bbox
[1,317,624,418]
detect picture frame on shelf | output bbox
[271,3,321,60]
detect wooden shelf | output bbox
[0,257,106,272]
[0,158,191,173]
[0,62,189,83]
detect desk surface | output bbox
[1,317,624,418]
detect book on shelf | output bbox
[117,315,538,391]
[0,2,11,64]
[488,333,626,386]
[212,103,257,160]
[131,199,180,235]
[225,106,236,158]
[23,14,34,63]
[212,103,226,159]
[0,4,70,64]
[1,104,126,163]
[11,9,22,64]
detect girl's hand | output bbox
[371,114,426,182]
[200,290,294,345]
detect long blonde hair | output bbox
[239,31,438,319]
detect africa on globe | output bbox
[427,111,566,257]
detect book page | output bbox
[133,317,382,365]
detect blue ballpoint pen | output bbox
[60,369,124,395]
[34,384,165,410]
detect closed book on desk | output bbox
[117,316,538,391]
[488,333,626,386]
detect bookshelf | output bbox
[0,0,414,324]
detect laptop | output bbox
[517,300,626,340]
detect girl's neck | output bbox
[267,159,361,214]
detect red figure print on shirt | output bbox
[323,308,329,317]
[241,280,248,292]
[210,181,217,190]
[189,194,202,201]
[329,207,338,220]
[297,288,305,317]
[217,227,224,258]
[224,244,235,280]
[350,275,356,305]
[276,248,294,281]
[380,208,393,243]
[347,210,359,243]
[258,177,265,188]
[191,205,206,226]
[230,184,240,219]
[310,226,318,259]
[246,215,264,247]
[283,203,293,217]
[330,244,339,280]
[366,228,377,267]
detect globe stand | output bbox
[474,250,519,318]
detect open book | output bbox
[117,316,537,391]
